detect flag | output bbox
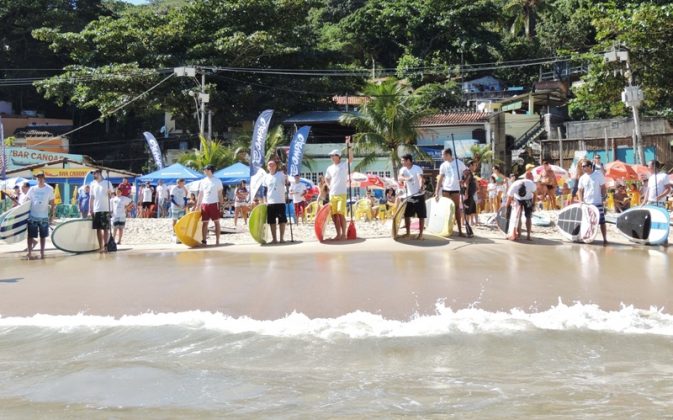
[0,116,5,179]
[287,126,311,177]
[143,131,164,170]
[249,109,274,176]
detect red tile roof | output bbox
[418,112,490,126]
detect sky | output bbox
[124,0,149,4]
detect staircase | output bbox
[512,121,545,150]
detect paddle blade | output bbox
[347,221,357,240]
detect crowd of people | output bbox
[5,142,672,256]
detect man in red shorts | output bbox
[196,164,224,245]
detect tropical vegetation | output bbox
[1,0,672,170]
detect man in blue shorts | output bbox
[25,171,55,260]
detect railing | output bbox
[512,121,545,150]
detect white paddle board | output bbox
[0,201,30,244]
[51,219,100,253]
[425,197,455,237]
[557,203,599,243]
[615,205,670,245]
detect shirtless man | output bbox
[540,160,558,210]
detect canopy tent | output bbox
[138,163,203,185]
[213,162,250,185]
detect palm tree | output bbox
[177,136,235,171]
[504,0,545,38]
[470,143,497,177]
[339,78,430,177]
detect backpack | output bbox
[106,235,117,252]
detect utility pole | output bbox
[174,66,211,141]
[604,45,645,164]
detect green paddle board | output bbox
[248,204,268,244]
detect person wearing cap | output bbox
[644,160,671,207]
[398,153,426,240]
[324,137,353,240]
[434,148,467,236]
[524,163,535,181]
[89,168,115,253]
[139,181,154,218]
[25,171,55,260]
[504,172,537,241]
[262,160,288,243]
[196,164,224,246]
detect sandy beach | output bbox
[1,212,670,319]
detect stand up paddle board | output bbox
[496,204,522,240]
[51,219,99,253]
[0,201,30,244]
[391,200,408,239]
[314,204,331,242]
[174,211,203,248]
[614,205,670,245]
[557,203,599,243]
[248,204,268,244]
[425,197,455,237]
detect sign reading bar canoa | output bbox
[6,147,85,171]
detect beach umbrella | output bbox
[604,176,616,189]
[350,172,384,189]
[532,164,569,182]
[604,160,638,181]
[631,164,651,179]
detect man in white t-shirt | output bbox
[110,188,133,245]
[263,160,288,243]
[169,178,189,230]
[324,137,353,240]
[577,158,607,245]
[398,153,426,240]
[25,171,55,260]
[156,180,169,218]
[89,169,115,252]
[504,178,537,241]
[289,174,307,224]
[644,160,671,207]
[139,182,154,218]
[196,164,224,246]
[434,148,467,237]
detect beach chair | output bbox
[606,192,615,212]
[354,199,373,221]
[305,201,319,223]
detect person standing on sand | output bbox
[77,184,90,218]
[398,153,426,240]
[110,188,133,245]
[577,158,608,245]
[169,178,188,234]
[461,160,478,231]
[289,175,307,224]
[435,148,467,236]
[540,160,558,210]
[25,171,54,260]
[504,176,537,241]
[156,180,169,218]
[262,160,288,243]
[139,182,153,218]
[644,160,671,207]
[196,164,224,246]
[324,138,353,241]
[89,169,115,253]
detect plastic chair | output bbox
[305,201,319,223]
[354,199,373,222]
[606,192,615,212]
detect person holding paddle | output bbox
[398,154,426,240]
[434,148,467,236]
[324,138,353,241]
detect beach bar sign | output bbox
[34,168,91,178]
[6,147,85,170]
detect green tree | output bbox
[339,78,430,177]
[177,136,235,171]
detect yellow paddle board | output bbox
[174,211,203,247]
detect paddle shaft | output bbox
[450,134,473,236]
[345,137,356,239]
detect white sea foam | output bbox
[1,300,672,337]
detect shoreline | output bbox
[1,212,671,319]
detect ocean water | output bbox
[1,302,673,417]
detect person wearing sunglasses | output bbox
[577,158,608,245]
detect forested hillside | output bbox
[2,0,673,136]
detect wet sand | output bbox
[1,235,671,319]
